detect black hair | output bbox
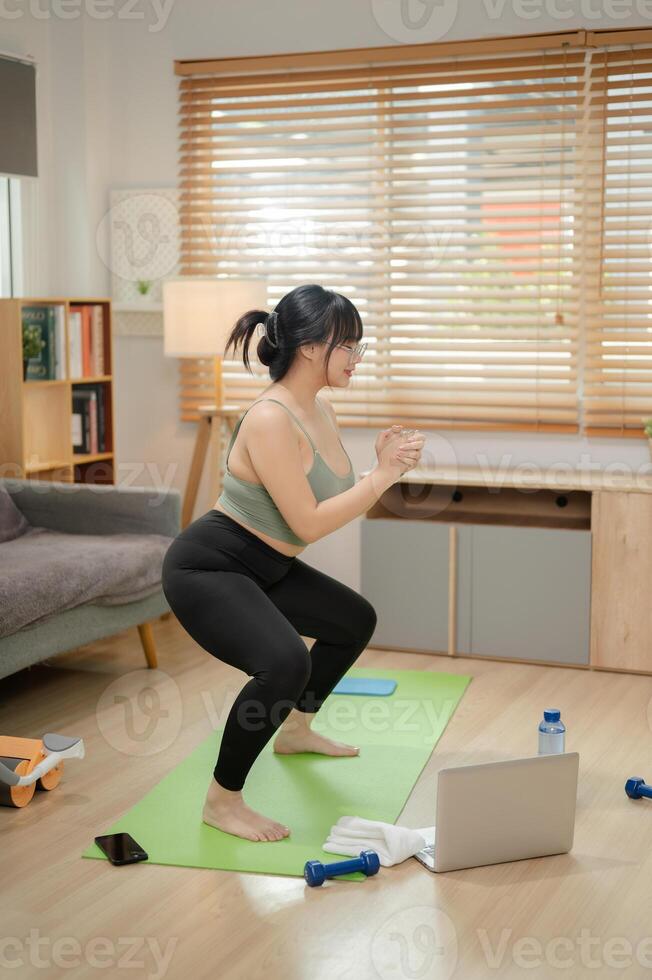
[223,283,363,385]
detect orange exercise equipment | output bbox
[0,733,85,807]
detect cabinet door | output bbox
[591,491,652,671]
[361,519,449,653]
[468,525,591,665]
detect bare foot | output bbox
[273,728,360,757]
[202,780,290,842]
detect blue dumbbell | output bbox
[625,776,652,800]
[304,848,380,887]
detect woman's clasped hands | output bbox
[375,424,425,478]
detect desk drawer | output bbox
[369,482,591,530]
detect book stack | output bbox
[22,303,106,380]
[68,304,105,378]
[72,384,108,454]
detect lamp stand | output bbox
[180,357,239,529]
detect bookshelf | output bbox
[0,297,116,484]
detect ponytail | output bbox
[223,309,272,374]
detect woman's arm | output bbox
[304,468,396,543]
[243,401,402,544]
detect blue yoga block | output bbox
[332,677,397,697]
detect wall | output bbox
[8,0,652,589]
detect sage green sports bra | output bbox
[216,397,356,547]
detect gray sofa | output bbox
[0,477,181,681]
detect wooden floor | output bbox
[4,617,652,980]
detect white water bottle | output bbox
[538,708,566,754]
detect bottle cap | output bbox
[544,709,561,722]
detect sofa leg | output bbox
[137,622,158,669]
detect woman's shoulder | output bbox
[243,396,297,431]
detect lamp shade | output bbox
[163,277,268,358]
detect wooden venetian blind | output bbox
[176,29,652,436]
[584,41,652,436]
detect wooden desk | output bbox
[361,464,652,675]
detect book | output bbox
[23,305,64,380]
[68,309,82,378]
[54,305,66,378]
[91,305,104,375]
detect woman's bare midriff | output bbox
[211,500,306,558]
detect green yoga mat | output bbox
[83,667,471,881]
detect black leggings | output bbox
[161,510,377,791]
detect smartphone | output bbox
[94,832,148,866]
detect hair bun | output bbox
[265,310,279,348]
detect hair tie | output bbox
[265,310,279,348]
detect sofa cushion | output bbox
[0,486,29,544]
[0,527,173,638]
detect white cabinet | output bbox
[361,519,449,654]
[360,468,652,674]
[362,519,591,665]
[456,525,591,665]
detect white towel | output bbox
[322,816,435,867]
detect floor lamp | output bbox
[163,277,268,528]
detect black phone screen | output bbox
[94,833,148,866]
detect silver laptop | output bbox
[415,752,579,873]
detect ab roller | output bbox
[0,733,85,807]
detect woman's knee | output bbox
[247,642,311,725]
[354,595,377,643]
[255,640,311,693]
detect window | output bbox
[176,29,652,437]
[0,177,22,297]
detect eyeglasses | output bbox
[335,341,367,365]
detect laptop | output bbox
[414,752,579,873]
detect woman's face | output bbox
[323,337,363,387]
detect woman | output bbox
[161,284,424,843]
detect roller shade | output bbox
[0,55,37,179]
[176,29,652,436]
